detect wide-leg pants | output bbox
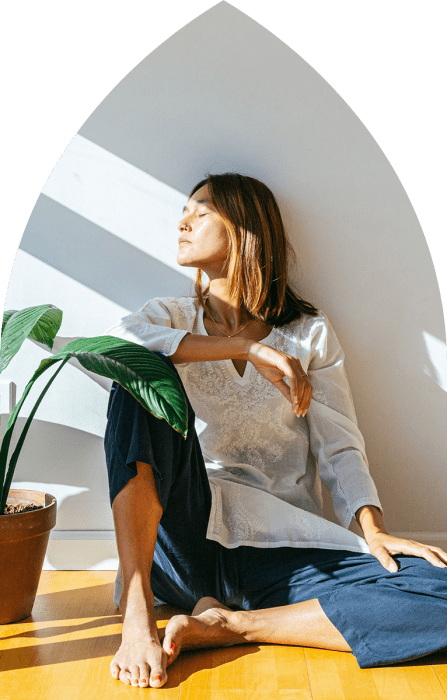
[104,352,447,669]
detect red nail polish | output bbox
[171,643,175,652]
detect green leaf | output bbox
[0,358,69,513]
[0,355,60,510]
[52,336,188,439]
[0,330,188,513]
[0,304,63,374]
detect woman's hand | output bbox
[246,342,312,417]
[356,505,447,572]
[366,532,447,573]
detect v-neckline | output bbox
[197,304,277,386]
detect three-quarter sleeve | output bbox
[103,297,190,356]
[305,313,382,529]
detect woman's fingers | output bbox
[388,539,447,567]
[369,534,447,570]
[247,345,311,414]
[370,544,399,573]
[298,376,313,415]
[292,366,312,416]
[404,543,447,568]
[429,546,447,564]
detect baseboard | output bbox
[43,530,447,571]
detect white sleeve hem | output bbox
[163,329,190,356]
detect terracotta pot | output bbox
[0,489,57,624]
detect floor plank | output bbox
[1,571,446,699]
[371,665,447,700]
[434,662,447,696]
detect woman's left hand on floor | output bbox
[366,532,447,572]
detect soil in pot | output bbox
[2,502,44,515]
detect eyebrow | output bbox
[182,199,212,214]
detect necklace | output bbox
[205,297,255,337]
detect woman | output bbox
[102,173,447,689]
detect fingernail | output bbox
[169,658,173,664]
[170,643,175,652]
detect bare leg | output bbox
[109,461,169,689]
[162,596,351,664]
[109,461,350,689]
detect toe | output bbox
[129,664,140,687]
[163,614,188,660]
[149,666,166,688]
[138,663,150,687]
[162,634,177,661]
[110,662,120,680]
[163,634,178,664]
[119,669,132,685]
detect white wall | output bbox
[2,3,446,568]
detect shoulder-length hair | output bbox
[189,172,319,327]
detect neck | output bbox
[204,277,252,329]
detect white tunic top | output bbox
[105,296,382,554]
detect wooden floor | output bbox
[1,572,447,699]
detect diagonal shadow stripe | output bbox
[19,194,193,311]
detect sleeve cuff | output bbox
[163,328,189,356]
[339,498,383,528]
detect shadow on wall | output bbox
[20,194,193,309]
[7,418,113,531]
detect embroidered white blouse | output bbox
[105,296,382,554]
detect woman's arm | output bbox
[305,313,383,528]
[170,332,249,364]
[31,294,312,413]
[172,333,312,415]
[108,298,312,415]
[304,314,447,570]
[356,504,447,571]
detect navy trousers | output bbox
[104,352,447,668]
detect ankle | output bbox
[228,609,260,643]
[121,608,160,641]
[120,582,155,614]
[220,608,250,640]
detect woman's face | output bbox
[176,184,230,275]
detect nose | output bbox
[177,216,190,233]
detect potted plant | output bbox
[0,303,188,624]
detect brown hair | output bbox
[189,172,319,326]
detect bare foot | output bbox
[110,609,168,689]
[161,596,246,664]
[191,595,233,616]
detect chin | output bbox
[176,257,196,268]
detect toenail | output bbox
[153,675,162,681]
[140,679,147,684]
[132,680,139,685]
